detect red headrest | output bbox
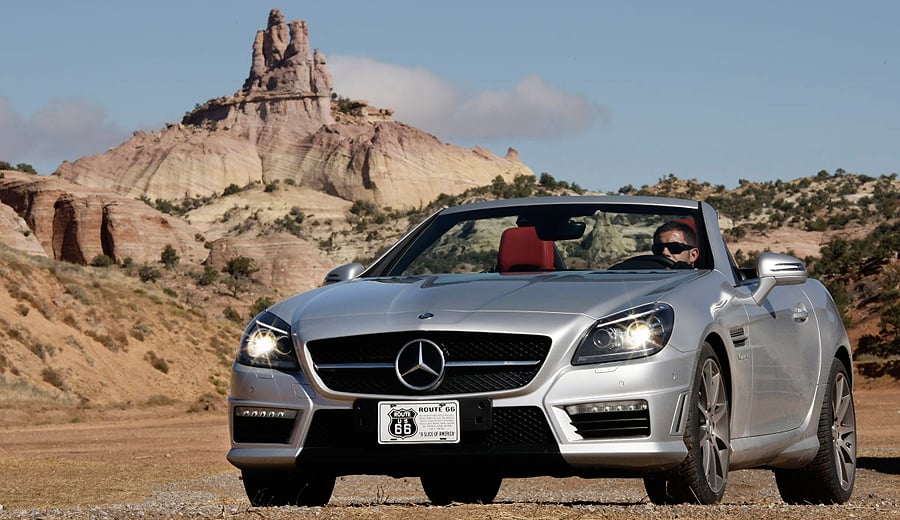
[497,226,555,272]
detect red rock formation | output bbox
[0,171,206,265]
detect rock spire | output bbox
[241,8,334,98]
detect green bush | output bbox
[197,265,218,286]
[160,244,179,269]
[250,296,275,316]
[223,306,243,323]
[224,256,258,279]
[90,254,115,267]
[139,264,161,283]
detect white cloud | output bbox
[0,96,129,173]
[328,56,608,142]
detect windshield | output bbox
[379,202,707,276]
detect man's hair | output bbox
[654,221,697,246]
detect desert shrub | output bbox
[138,264,161,283]
[90,254,115,267]
[209,375,229,396]
[224,256,258,279]
[65,283,92,305]
[145,351,170,374]
[28,342,56,361]
[223,306,243,323]
[160,244,179,269]
[41,367,67,390]
[15,303,29,316]
[86,329,127,353]
[145,395,176,406]
[250,296,275,316]
[197,265,218,286]
[490,174,535,199]
[16,162,37,174]
[131,322,152,341]
[223,183,241,196]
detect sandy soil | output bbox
[0,386,897,519]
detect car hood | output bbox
[274,271,707,328]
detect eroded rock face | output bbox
[205,234,333,294]
[0,171,206,265]
[56,9,532,209]
[0,187,46,257]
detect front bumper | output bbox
[227,345,696,477]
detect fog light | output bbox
[235,407,299,420]
[565,399,648,416]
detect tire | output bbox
[643,342,730,504]
[774,357,856,504]
[241,469,335,507]
[420,473,502,505]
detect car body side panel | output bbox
[745,285,820,435]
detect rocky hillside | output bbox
[55,9,533,209]
[2,167,899,411]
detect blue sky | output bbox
[1,1,897,193]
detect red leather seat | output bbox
[497,226,555,272]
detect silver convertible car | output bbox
[228,196,856,506]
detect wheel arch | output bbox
[834,345,853,385]
[703,332,732,404]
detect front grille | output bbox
[306,331,551,395]
[298,406,566,477]
[569,409,651,439]
[304,406,556,449]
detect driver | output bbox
[652,221,699,268]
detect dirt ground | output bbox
[0,384,897,519]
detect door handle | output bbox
[792,303,809,323]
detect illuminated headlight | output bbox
[237,311,299,371]
[572,303,674,365]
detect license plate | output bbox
[378,401,460,444]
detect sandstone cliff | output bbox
[57,9,533,209]
[0,171,206,266]
[0,187,47,257]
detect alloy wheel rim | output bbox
[698,357,730,494]
[831,371,857,490]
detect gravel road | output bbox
[1,387,898,520]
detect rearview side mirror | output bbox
[734,252,808,306]
[323,263,365,285]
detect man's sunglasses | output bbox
[652,242,696,255]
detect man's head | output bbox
[653,221,699,266]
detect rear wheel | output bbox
[644,342,730,504]
[241,469,335,507]
[420,473,502,505]
[774,357,856,504]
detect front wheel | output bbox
[644,342,730,504]
[420,473,502,505]
[774,357,857,504]
[241,469,335,507]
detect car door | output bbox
[743,283,821,436]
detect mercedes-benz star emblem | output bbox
[395,339,445,391]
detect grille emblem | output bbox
[395,339,445,391]
[418,312,434,320]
